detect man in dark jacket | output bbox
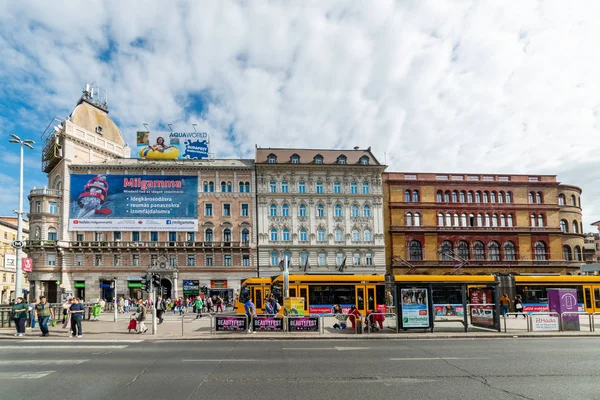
[156,296,166,324]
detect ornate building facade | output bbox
[255,148,387,276]
[384,172,585,275]
[0,217,29,303]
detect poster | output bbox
[434,304,465,316]
[68,174,198,231]
[469,288,495,328]
[4,254,16,269]
[400,288,430,328]
[183,280,200,296]
[531,315,559,331]
[215,316,247,332]
[22,258,32,272]
[253,317,284,332]
[284,297,305,316]
[288,317,319,332]
[137,131,209,160]
[309,304,353,315]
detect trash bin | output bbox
[355,319,363,334]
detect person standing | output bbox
[34,296,55,337]
[194,296,204,319]
[136,299,148,334]
[205,296,213,313]
[11,297,28,337]
[499,294,511,317]
[156,296,166,324]
[69,297,86,338]
[28,300,37,330]
[244,297,256,333]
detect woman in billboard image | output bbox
[146,137,172,152]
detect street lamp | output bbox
[8,134,34,302]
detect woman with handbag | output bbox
[514,295,526,318]
[136,299,148,334]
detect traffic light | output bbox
[152,274,161,288]
[141,273,152,293]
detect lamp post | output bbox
[8,134,34,302]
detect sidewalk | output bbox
[2,312,600,340]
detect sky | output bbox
[0,1,599,229]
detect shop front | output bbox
[208,280,234,307]
[74,281,85,300]
[128,280,143,300]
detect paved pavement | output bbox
[1,337,600,399]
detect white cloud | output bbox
[1,1,600,228]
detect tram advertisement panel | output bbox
[288,317,319,332]
[400,288,430,328]
[215,316,247,332]
[469,288,495,328]
[253,317,284,332]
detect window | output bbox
[75,254,84,266]
[221,181,227,192]
[360,156,369,165]
[498,192,504,203]
[572,220,579,233]
[445,213,452,226]
[436,191,443,202]
[461,214,467,227]
[410,190,418,202]
[440,241,453,261]
[353,253,361,265]
[560,220,568,233]
[47,229,57,241]
[168,231,177,242]
[558,194,566,205]
[365,252,373,265]
[205,229,213,242]
[242,254,250,267]
[291,154,300,164]
[336,253,345,266]
[269,181,277,193]
[443,191,450,202]
[364,229,372,241]
[363,205,371,217]
[282,204,289,217]
[500,214,506,227]
[337,155,347,164]
[362,182,369,194]
[150,232,159,242]
[268,154,277,163]
[406,213,413,226]
[49,201,58,214]
[270,228,278,241]
[36,201,41,213]
[574,246,582,261]
[168,255,177,267]
[223,254,232,266]
[314,155,323,164]
[299,229,308,242]
[405,190,411,202]
[270,204,277,217]
[452,191,458,203]
[132,232,140,242]
[223,229,232,243]
[317,204,325,217]
[504,242,516,261]
[414,213,421,226]
[529,192,534,204]
[271,252,279,266]
[223,204,231,216]
[335,205,343,217]
[283,229,290,241]
[484,214,491,227]
[188,255,196,266]
[530,214,536,227]
[112,231,121,241]
[409,241,423,261]
[317,229,326,242]
[316,181,323,194]
[453,214,459,227]
[507,215,514,227]
[334,182,341,194]
[203,181,213,192]
[459,191,466,203]
[536,192,542,204]
[438,213,444,226]
[492,214,498,227]
[477,214,483,227]
[239,181,245,192]
[351,205,359,217]
[241,203,249,217]
[563,246,572,261]
[483,192,489,203]
[300,252,308,266]
[534,241,547,260]
[473,241,485,260]
[457,241,469,260]
[351,182,358,194]
[488,241,500,261]
[227,181,232,192]
[94,232,104,241]
[298,181,306,193]
[47,254,57,266]
[506,192,512,203]
[132,254,140,266]
[335,229,343,241]
[281,181,289,193]
[206,255,214,266]
[299,204,307,217]
[537,215,544,227]
[94,255,102,266]
[352,229,360,241]
[241,229,250,243]
[475,192,481,203]
[319,252,327,266]
[205,203,213,216]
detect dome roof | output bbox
[70,99,124,146]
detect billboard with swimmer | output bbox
[68,174,198,231]
[136,131,209,160]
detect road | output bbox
[0,338,599,400]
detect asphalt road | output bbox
[1,338,599,400]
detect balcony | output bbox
[27,240,252,250]
[29,188,62,197]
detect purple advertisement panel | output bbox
[253,317,284,332]
[548,288,580,331]
[215,316,247,332]
[288,317,320,332]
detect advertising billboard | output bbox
[253,317,284,332]
[4,254,16,269]
[288,317,319,332]
[183,280,200,296]
[469,288,496,329]
[136,131,209,160]
[68,174,198,231]
[215,316,247,332]
[400,288,430,328]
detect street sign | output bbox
[11,240,24,249]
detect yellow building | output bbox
[0,217,29,303]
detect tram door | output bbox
[583,286,600,313]
[356,285,366,314]
[299,285,309,314]
[366,285,376,313]
[253,287,264,313]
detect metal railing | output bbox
[365,313,399,334]
[502,312,530,333]
[527,312,561,332]
[560,312,593,332]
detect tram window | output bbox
[289,288,297,297]
[333,286,355,304]
[239,289,250,303]
[367,287,375,310]
[271,284,283,306]
[255,289,263,309]
[376,285,386,308]
[357,288,365,310]
[594,288,600,309]
[517,285,584,304]
[432,286,462,305]
[308,285,356,305]
[585,288,592,308]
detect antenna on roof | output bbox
[192,124,197,132]
[142,123,149,132]
[167,124,174,132]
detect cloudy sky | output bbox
[1,1,599,228]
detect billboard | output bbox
[400,288,430,328]
[136,131,209,160]
[4,254,16,269]
[68,174,198,231]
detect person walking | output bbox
[348,305,362,331]
[499,294,511,317]
[205,296,213,314]
[34,296,55,337]
[194,296,204,319]
[28,300,37,330]
[118,297,124,314]
[216,295,224,313]
[156,296,166,324]
[244,297,256,333]
[62,298,73,324]
[11,297,28,337]
[136,299,148,334]
[514,295,526,318]
[69,297,86,338]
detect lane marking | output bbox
[389,357,490,361]
[0,345,128,350]
[0,371,54,379]
[182,359,257,362]
[0,360,88,365]
[19,339,142,344]
[334,347,371,351]
[282,348,337,350]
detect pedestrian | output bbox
[34,296,55,337]
[118,297,124,313]
[265,297,274,317]
[156,296,166,324]
[499,294,511,317]
[194,296,204,319]
[205,296,213,313]
[136,299,148,334]
[62,298,73,324]
[332,304,347,329]
[11,297,28,337]
[514,295,526,319]
[28,300,37,330]
[124,298,130,313]
[69,297,86,338]
[244,297,256,333]
[348,305,361,331]
[216,295,224,313]
[99,298,106,311]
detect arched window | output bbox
[504,241,516,261]
[560,220,568,233]
[203,181,209,192]
[507,214,514,227]
[436,190,443,202]
[362,182,370,194]
[438,213,444,226]
[461,213,467,227]
[459,191,466,203]
[534,241,547,260]
[483,191,489,203]
[241,228,250,243]
[445,213,452,226]
[412,190,419,202]
[205,229,213,242]
[572,221,579,233]
[282,229,290,241]
[334,205,343,217]
[530,214,536,227]
[270,204,277,217]
[528,192,534,204]
[336,252,345,266]
[270,228,278,241]
[467,191,474,203]
[221,181,227,192]
[492,214,498,227]
[500,214,506,227]
[299,204,307,217]
[477,214,483,227]
[475,191,481,203]
[282,204,289,217]
[363,205,371,217]
[506,192,512,203]
[208,181,215,192]
[300,251,308,266]
[337,155,347,165]
[267,154,277,163]
[473,241,485,260]
[488,241,500,261]
[223,228,232,243]
[335,229,343,242]
[360,156,369,165]
[457,241,469,260]
[317,204,325,217]
[484,214,491,227]
[409,240,423,261]
[498,192,504,203]
[537,215,544,227]
[314,155,323,164]
[271,252,279,266]
[563,245,572,261]
[453,213,459,227]
[299,229,308,242]
[574,246,582,261]
[536,192,542,204]
[444,191,451,202]
[558,194,566,205]
[317,229,326,242]
[239,181,245,192]
[452,191,458,203]
[351,205,359,217]
[364,229,372,241]
[406,213,413,226]
[440,241,453,261]
[291,154,300,164]
[405,190,411,202]
[414,213,421,227]
[352,229,360,241]
[227,181,232,192]
[318,252,327,265]
[491,192,496,203]
[245,182,250,192]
